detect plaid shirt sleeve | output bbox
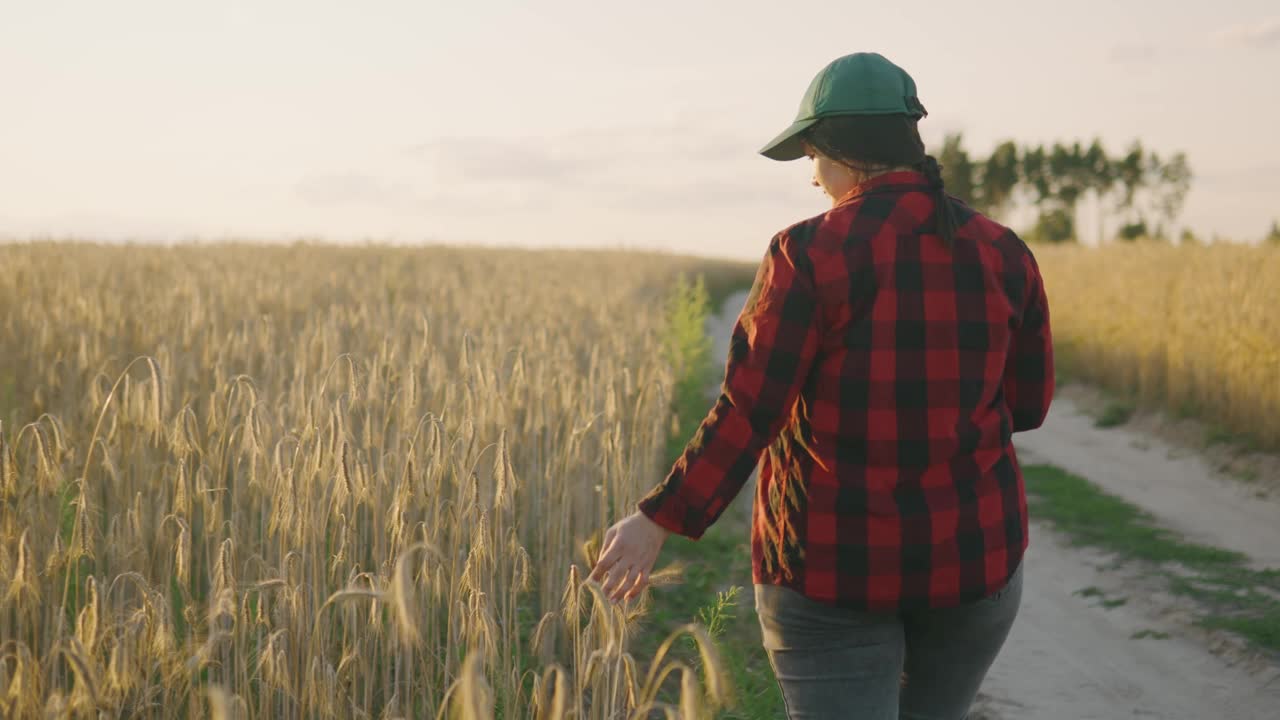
[1003,250,1054,432]
[638,230,822,539]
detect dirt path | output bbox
[1016,394,1280,569]
[709,290,1280,720]
[707,293,758,527]
[975,530,1280,719]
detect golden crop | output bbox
[0,243,738,719]
[1034,241,1280,446]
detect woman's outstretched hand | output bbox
[589,511,671,602]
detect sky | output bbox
[2,1,1278,259]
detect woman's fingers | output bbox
[599,526,617,557]
[622,567,650,601]
[589,525,621,582]
[606,554,655,603]
[605,565,637,602]
[589,537,622,583]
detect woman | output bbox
[590,52,1053,719]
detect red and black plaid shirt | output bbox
[638,171,1053,611]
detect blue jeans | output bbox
[754,561,1023,720]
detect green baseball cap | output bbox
[759,52,927,161]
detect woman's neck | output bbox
[831,165,918,207]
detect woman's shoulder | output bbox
[773,197,1037,267]
[953,205,1044,278]
[951,202,1034,252]
[774,212,827,244]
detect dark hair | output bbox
[802,114,958,247]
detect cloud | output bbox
[1196,163,1280,190]
[1211,17,1280,48]
[396,125,790,210]
[0,210,188,242]
[294,170,515,216]
[294,124,804,221]
[600,177,813,212]
[294,172,420,209]
[404,139,590,183]
[403,125,755,188]
[1107,43,1161,63]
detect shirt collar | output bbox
[834,170,933,207]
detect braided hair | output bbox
[802,114,959,248]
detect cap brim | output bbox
[758,117,819,161]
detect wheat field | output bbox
[0,243,743,719]
[1034,241,1280,445]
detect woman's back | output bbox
[803,172,1046,489]
[739,170,1052,610]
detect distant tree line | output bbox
[935,135,1192,244]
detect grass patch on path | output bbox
[1094,400,1135,428]
[639,519,786,719]
[642,274,785,719]
[1025,464,1280,655]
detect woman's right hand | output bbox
[589,511,671,602]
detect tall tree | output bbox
[1048,142,1088,211]
[1083,139,1114,244]
[980,141,1020,221]
[1022,144,1076,241]
[1113,141,1147,227]
[1027,208,1075,244]
[938,134,977,207]
[1020,145,1053,206]
[1151,151,1192,234]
